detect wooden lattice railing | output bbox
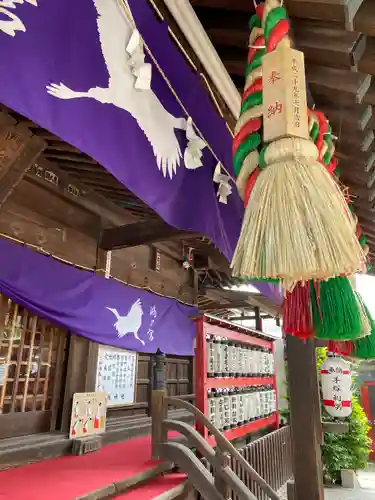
[153,395,284,500]
[229,426,292,500]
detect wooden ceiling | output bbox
[1,104,280,320]
[190,0,375,265]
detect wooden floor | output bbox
[0,434,182,500]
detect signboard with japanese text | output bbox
[262,46,309,143]
[321,356,352,418]
[69,391,107,439]
[95,345,137,407]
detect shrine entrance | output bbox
[0,295,68,439]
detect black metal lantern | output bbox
[152,347,166,391]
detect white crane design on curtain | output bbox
[46,0,187,179]
[106,299,145,345]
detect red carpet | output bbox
[0,434,181,500]
[116,473,186,499]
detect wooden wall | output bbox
[0,159,195,304]
[0,122,197,438]
[106,353,193,420]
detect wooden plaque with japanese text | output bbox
[70,392,107,439]
[262,46,309,143]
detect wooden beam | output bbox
[306,65,371,105]
[357,220,375,239]
[149,0,238,131]
[44,152,98,164]
[199,301,254,312]
[26,158,136,228]
[190,0,254,12]
[319,104,372,133]
[195,7,248,48]
[354,197,375,211]
[0,115,46,208]
[293,21,365,69]
[354,0,375,36]
[364,81,375,105]
[100,219,199,251]
[286,336,324,500]
[358,36,375,75]
[347,179,374,201]
[205,288,281,317]
[355,206,375,220]
[286,0,365,30]
[339,128,374,152]
[45,141,81,154]
[229,314,273,321]
[336,150,375,171]
[341,169,369,187]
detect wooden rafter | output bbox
[100,219,200,250]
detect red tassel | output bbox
[283,282,314,339]
[244,168,261,207]
[327,340,354,357]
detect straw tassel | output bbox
[231,0,364,290]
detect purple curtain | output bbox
[0,0,243,260]
[0,237,197,355]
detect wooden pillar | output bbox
[254,306,262,331]
[0,112,46,207]
[151,348,168,460]
[61,335,95,432]
[286,335,324,500]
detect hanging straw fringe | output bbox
[231,138,364,289]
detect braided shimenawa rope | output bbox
[233,4,265,204]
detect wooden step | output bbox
[113,474,188,499]
[75,463,178,500]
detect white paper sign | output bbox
[95,345,137,407]
[0,364,7,386]
[321,357,352,418]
